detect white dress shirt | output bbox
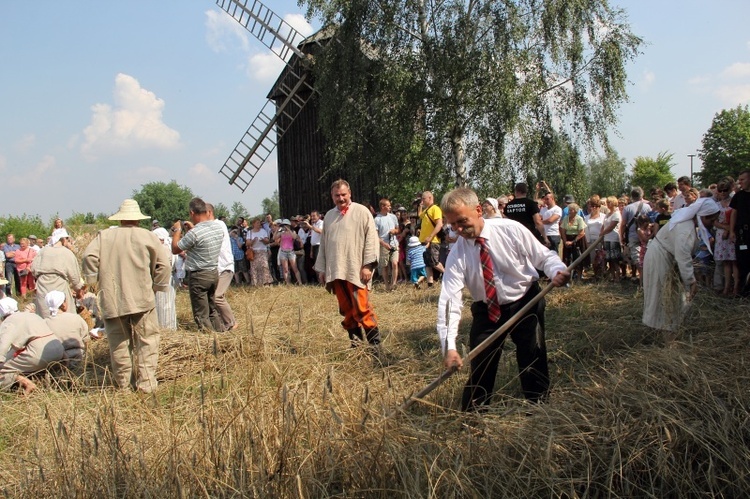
[436,218,567,353]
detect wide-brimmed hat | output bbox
[407,236,421,247]
[108,199,150,221]
[281,219,291,226]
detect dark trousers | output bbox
[186,269,222,332]
[4,262,20,296]
[461,282,549,411]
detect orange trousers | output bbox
[330,279,378,331]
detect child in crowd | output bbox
[651,198,671,237]
[636,215,652,284]
[405,236,427,289]
[693,233,714,287]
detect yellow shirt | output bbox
[419,204,443,244]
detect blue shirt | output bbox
[406,245,425,270]
[3,243,19,263]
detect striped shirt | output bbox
[178,220,224,272]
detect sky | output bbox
[1,0,749,222]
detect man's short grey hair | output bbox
[441,188,479,214]
[630,186,644,201]
[189,197,208,214]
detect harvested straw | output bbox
[1,280,748,497]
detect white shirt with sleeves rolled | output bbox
[436,217,567,354]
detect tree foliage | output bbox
[0,215,49,243]
[261,190,280,219]
[587,147,630,198]
[230,201,249,222]
[630,151,675,193]
[697,105,750,186]
[132,181,195,228]
[303,0,642,194]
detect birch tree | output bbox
[303,0,642,193]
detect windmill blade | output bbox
[216,0,309,63]
[216,0,321,192]
[219,70,315,191]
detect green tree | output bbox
[132,181,195,227]
[530,130,589,204]
[697,105,750,186]
[65,212,112,234]
[587,147,630,198]
[630,151,675,193]
[230,201,248,222]
[212,202,230,221]
[0,215,49,243]
[261,190,280,219]
[304,0,642,193]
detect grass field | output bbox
[1,278,749,497]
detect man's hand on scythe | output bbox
[444,349,463,371]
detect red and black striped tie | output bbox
[475,237,501,322]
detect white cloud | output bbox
[7,155,55,187]
[189,163,217,184]
[15,134,36,153]
[205,9,250,53]
[284,14,314,38]
[81,73,180,159]
[716,84,750,105]
[207,8,315,83]
[721,62,750,80]
[247,52,285,83]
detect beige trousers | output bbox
[214,270,236,331]
[104,309,160,393]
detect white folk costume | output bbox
[30,232,85,319]
[642,198,720,331]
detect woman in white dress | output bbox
[642,197,720,335]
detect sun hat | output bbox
[563,194,575,204]
[108,199,150,221]
[51,228,70,245]
[0,297,19,318]
[281,219,291,226]
[407,236,421,248]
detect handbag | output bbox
[245,247,255,261]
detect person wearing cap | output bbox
[405,236,427,289]
[437,188,569,411]
[82,199,171,393]
[314,179,382,349]
[30,228,86,319]
[44,290,90,370]
[28,235,41,252]
[0,296,65,394]
[170,197,225,332]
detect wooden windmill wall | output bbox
[269,37,382,217]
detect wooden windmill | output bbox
[215,0,380,216]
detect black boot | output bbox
[347,327,364,348]
[364,327,381,346]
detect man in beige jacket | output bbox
[314,179,381,348]
[82,199,171,393]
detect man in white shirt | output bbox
[305,210,324,284]
[208,204,236,331]
[373,198,400,291]
[437,188,570,411]
[540,192,563,253]
[672,176,691,210]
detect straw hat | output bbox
[108,199,150,221]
